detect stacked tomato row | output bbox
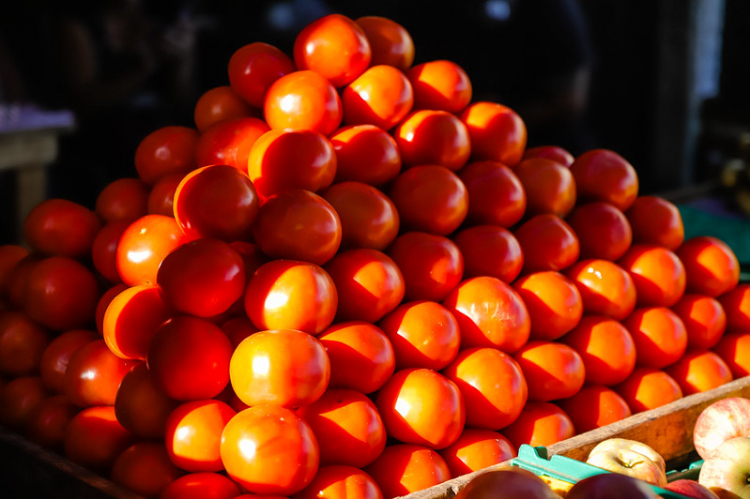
[1,12,750,499]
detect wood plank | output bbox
[0,131,58,170]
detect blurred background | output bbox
[1,0,749,243]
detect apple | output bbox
[588,438,666,474]
[693,397,750,460]
[585,439,667,487]
[663,479,720,499]
[566,473,659,499]
[454,467,561,499]
[699,436,750,499]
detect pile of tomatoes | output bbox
[1,12,749,499]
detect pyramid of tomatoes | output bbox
[1,12,749,499]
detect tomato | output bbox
[264,70,343,135]
[407,59,472,113]
[220,405,319,495]
[394,110,471,171]
[378,300,460,371]
[625,196,684,250]
[390,165,469,236]
[676,236,740,297]
[230,329,330,408]
[500,402,575,449]
[114,362,178,439]
[0,310,50,376]
[7,253,42,309]
[294,465,383,499]
[147,173,183,217]
[253,189,342,265]
[364,444,451,499]
[0,376,47,429]
[460,101,527,166]
[63,405,136,474]
[91,221,130,284]
[442,276,530,353]
[294,14,371,88]
[103,284,171,360]
[228,42,295,108]
[244,260,337,334]
[564,259,637,320]
[194,86,257,132]
[134,126,199,185]
[619,244,686,307]
[452,225,524,283]
[195,117,269,171]
[387,232,464,302]
[342,65,414,130]
[147,316,232,401]
[719,284,750,330]
[95,178,149,224]
[25,394,79,451]
[0,244,28,299]
[566,202,633,261]
[221,316,258,348]
[173,164,260,242]
[330,125,402,186]
[64,340,138,407]
[24,198,101,259]
[459,160,526,228]
[514,157,576,218]
[515,214,580,274]
[356,16,414,71]
[317,321,395,394]
[438,428,516,477]
[161,472,242,499]
[561,316,636,386]
[95,284,128,334]
[622,307,688,369]
[522,145,574,167]
[297,388,386,468]
[513,271,583,341]
[613,367,683,413]
[164,399,236,472]
[557,386,632,433]
[714,332,750,378]
[569,149,639,211]
[514,341,585,402]
[248,129,337,201]
[672,294,726,349]
[40,329,97,393]
[325,249,405,323]
[665,350,732,395]
[442,347,528,430]
[111,442,184,497]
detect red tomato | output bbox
[0,376,47,429]
[40,329,97,393]
[264,70,343,135]
[165,399,236,472]
[671,294,726,349]
[676,236,740,297]
[25,394,79,451]
[719,284,750,330]
[161,472,242,499]
[95,178,149,224]
[408,60,472,113]
[195,117,269,171]
[64,405,136,474]
[564,259,637,320]
[618,244,686,307]
[342,65,414,130]
[111,442,184,497]
[460,101,527,166]
[513,271,583,341]
[515,214,580,274]
[24,198,101,259]
[569,149,639,211]
[664,350,732,395]
[294,465,383,499]
[0,244,28,298]
[96,283,128,334]
[364,444,450,499]
[92,221,130,284]
[7,253,42,309]
[622,307,688,369]
[522,145,574,166]
[147,173,183,217]
[514,341,585,402]
[557,386,632,433]
[625,196,685,250]
[221,316,259,348]
[194,86,257,132]
[0,310,50,376]
[64,340,138,407]
[114,362,178,439]
[394,110,471,171]
[566,202,633,261]
[459,160,526,228]
[228,43,295,108]
[614,367,683,413]
[103,284,171,360]
[501,401,576,449]
[452,225,524,283]
[355,16,415,71]
[439,428,516,477]
[714,332,750,378]
[514,157,576,218]
[134,126,199,185]
[330,125,402,186]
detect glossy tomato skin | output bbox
[111,442,184,497]
[95,283,128,334]
[613,367,683,413]
[625,195,684,250]
[95,178,149,224]
[501,401,576,449]
[40,329,98,393]
[228,42,295,108]
[91,221,130,284]
[355,16,414,71]
[24,199,101,259]
[195,117,269,171]
[557,386,632,433]
[452,225,524,283]
[513,341,586,402]
[513,271,583,341]
[566,202,632,261]
[458,161,526,228]
[514,157,576,218]
[569,149,639,211]
[63,405,136,474]
[622,307,688,369]
[0,310,51,376]
[439,428,516,477]
[194,85,257,132]
[714,332,750,378]
[408,60,472,113]
[664,350,732,395]
[147,173,184,217]
[565,259,637,321]
[460,102,527,166]
[363,444,450,499]
[394,110,471,171]
[618,244,686,307]
[161,472,242,499]
[342,65,414,130]
[264,70,343,135]
[514,214,580,274]
[672,294,727,349]
[522,145,575,166]
[63,340,138,407]
[134,126,199,185]
[676,236,741,297]
[330,125,402,186]
[719,284,750,330]
[114,362,179,439]
[294,464,384,499]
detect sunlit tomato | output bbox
[135,126,199,185]
[92,221,130,284]
[244,260,337,334]
[625,196,684,250]
[514,158,576,217]
[565,259,637,320]
[515,214,580,274]
[378,300,460,371]
[443,276,530,353]
[0,376,47,429]
[442,347,527,430]
[513,271,583,341]
[501,402,575,449]
[147,173,183,216]
[719,284,750,330]
[557,386,632,433]
[342,65,413,130]
[221,316,258,348]
[116,214,193,287]
[672,294,726,349]
[230,329,330,408]
[665,350,732,395]
[111,442,184,497]
[438,428,516,477]
[64,340,138,407]
[95,178,149,224]
[265,70,343,135]
[326,249,405,323]
[522,145,575,166]
[195,86,257,132]
[567,202,632,261]
[115,362,178,439]
[173,164,260,242]
[623,307,688,369]
[569,149,639,211]
[248,129,337,201]
[715,332,750,378]
[387,232,464,302]
[253,189,342,265]
[294,14,371,87]
[24,198,101,258]
[294,465,383,499]
[676,236,740,297]
[376,367,464,449]
[452,226,523,283]
[613,367,683,413]
[25,394,79,451]
[195,117,270,171]
[25,256,99,331]
[297,388,386,468]
[408,60,471,113]
[96,283,128,334]
[317,321,395,394]
[221,405,319,495]
[619,244,686,307]
[394,110,471,171]
[40,329,97,393]
[228,42,295,108]
[0,310,50,376]
[364,444,451,499]
[321,181,399,251]
[390,165,468,235]
[103,284,171,360]
[330,125,402,186]
[161,472,242,499]
[356,16,414,70]
[561,316,636,386]
[0,244,28,298]
[460,160,526,227]
[514,341,585,402]
[148,316,232,401]
[460,101,527,166]
[7,253,42,309]
[63,405,136,474]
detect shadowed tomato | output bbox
[513,271,583,341]
[452,225,524,283]
[459,161,526,228]
[622,307,687,369]
[394,110,471,171]
[103,284,171,360]
[264,70,343,135]
[64,405,136,474]
[165,399,236,472]
[25,394,79,451]
[115,362,178,439]
[514,157,576,217]
[40,329,97,393]
[0,244,28,298]
[111,442,184,497]
[514,341,585,402]
[195,117,269,171]
[672,294,726,349]
[342,65,413,130]
[613,367,683,413]
[408,60,472,113]
[714,332,750,378]
[557,386,632,433]
[569,149,639,211]
[676,236,740,297]
[0,376,47,429]
[228,42,295,108]
[460,101,527,166]
[364,444,450,499]
[134,126,199,185]
[625,196,684,250]
[64,340,138,407]
[564,259,637,321]
[439,428,516,477]
[95,178,149,224]
[0,310,50,376]
[522,145,574,166]
[618,244,686,307]
[194,86,257,132]
[294,465,383,499]
[330,125,402,186]
[664,350,732,395]
[147,173,183,217]
[24,198,101,259]
[7,253,42,309]
[161,472,242,499]
[566,202,632,261]
[514,214,580,274]
[220,316,258,348]
[719,284,750,330]
[501,401,576,449]
[95,284,128,334]
[355,16,414,71]
[91,221,130,284]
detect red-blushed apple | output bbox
[699,436,750,499]
[453,467,561,499]
[585,439,667,487]
[588,438,666,474]
[693,397,750,460]
[566,473,659,499]
[663,479,720,499]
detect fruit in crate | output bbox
[453,467,561,499]
[565,473,659,499]
[698,436,750,499]
[693,397,750,460]
[584,438,667,487]
[662,479,720,499]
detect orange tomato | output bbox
[459,160,526,228]
[161,473,242,499]
[714,332,750,378]
[514,157,576,217]
[566,202,632,261]
[294,465,383,499]
[195,117,269,171]
[676,236,740,297]
[522,145,574,166]
[619,244,686,307]
[564,259,637,320]
[438,428,516,477]
[356,16,415,71]
[719,284,750,330]
[24,198,101,259]
[460,101,527,166]
[664,350,732,395]
[623,307,688,369]
[501,401,576,449]
[514,341,585,402]
[557,386,632,433]
[95,178,149,224]
[110,442,184,497]
[394,110,471,171]
[569,149,639,211]
[671,294,726,349]
[95,283,128,334]
[64,406,136,474]
[264,70,343,135]
[408,60,472,113]
[513,271,583,341]
[0,310,50,376]
[228,43,295,108]
[194,85,257,132]
[613,367,683,413]
[134,126,199,186]
[514,214,580,274]
[114,362,178,439]
[452,225,524,283]
[342,65,414,130]
[364,444,451,499]
[330,125,402,186]
[625,196,685,250]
